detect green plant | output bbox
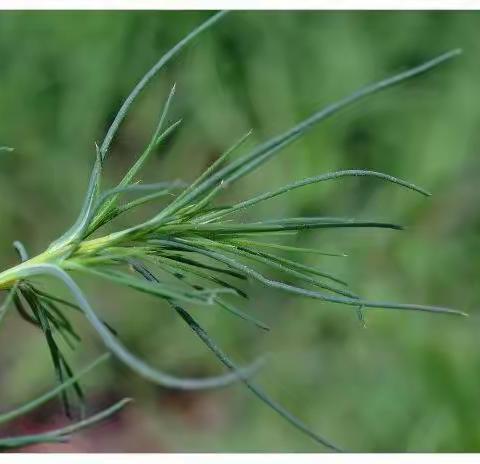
[0,11,466,452]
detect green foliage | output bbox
[0,11,468,451]
[0,354,131,450]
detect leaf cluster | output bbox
[0,11,465,451]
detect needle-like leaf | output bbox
[0,17,465,450]
[198,169,431,223]
[0,354,110,425]
[156,49,460,221]
[0,398,132,450]
[99,11,228,160]
[19,264,263,390]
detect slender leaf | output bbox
[0,354,110,425]
[0,398,132,450]
[99,11,228,160]
[19,264,263,390]
[48,146,102,251]
[156,49,460,220]
[173,304,341,451]
[199,169,430,223]
[155,239,467,316]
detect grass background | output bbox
[1,11,480,452]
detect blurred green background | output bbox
[1,10,480,452]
